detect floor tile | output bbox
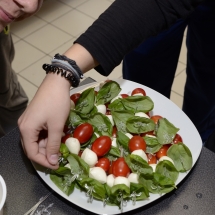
[77,0,112,19]
[10,16,47,38]
[179,36,187,64]
[175,61,186,76]
[12,40,45,73]
[58,0,88,8]
[17,75,38,103]
[107,63,122,80]
[24,25,72,54]
[170,91,183,109]
[11,34,20,43]
[171,69,186,97]
[19,55,51,87]
[51,10,95,37]
[36,0,72,22]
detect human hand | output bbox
[18,73,71,169]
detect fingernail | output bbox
[49,154,58,165]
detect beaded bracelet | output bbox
[42,54,84,87]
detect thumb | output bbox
[46,127,62,166]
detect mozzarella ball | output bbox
[114,176,130,188]
[131,149,148,162]
[65,137,80,155]
[111,95,122,103]
[89,167,107,184]
[135,112,150,118]
[96,104,106,115]
[125,133,133,139]
[81,148,98,167]
[106,115,114,126]
[149,164,157,172]
[128,173,139,184]
[159,156,174,165]
[70,100,75,110]
[132,93,144,96]
[107,174,115,187]
[112,137,117,147]
[145,134,156,138]
[64,163,71,169]
[94,132,100,138]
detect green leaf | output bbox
[156,118,179,144]
[108,99,125,111]
[144,136,163,154]
[126,116,155,134]
[130,182,149,201]
[66,110,84,128]
[96,81,121,105]
[167,143,193,172]
[88,112,113,136]
[75,88,95,114]
[116,131,130,152]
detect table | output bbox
[0,127,215,215]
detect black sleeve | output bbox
[75,0,203,76]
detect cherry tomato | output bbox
[106,109,111,115]
[108,160,116,175]
[173,133,183,144]
[150,115,163,124]
[128,136,146,152]
[73,123,93,144]
[91,136,112,157]
[112,157,130,177]
[78,150,83,157]
[94,90,98,95]
[112,126,117,138]
[156,144,171,159]
[121,94,129,98]
[61,133,71,143]
[63,125,70,134]
[141,130,155,137]
[95,157,111,172]
[131,88,146,96]
[147,153,157,164]
[70,93,81,104]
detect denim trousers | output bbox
[123,0,215,142]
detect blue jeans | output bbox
[123,0,215,142]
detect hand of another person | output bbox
[18,73,71,169]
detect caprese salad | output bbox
[50,80,193,211]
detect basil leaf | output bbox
[108,99,125,111]
[121,96,154,113]
[75,88,95,114]
[155,160,179,183]
[111,184,130,199]
[126,116,155,134]
[156,118,179,144]
[144,136,163,154]
[66,110,84,128]
[130,182,149,201]
[167,143,193,172]
[60,144,70,159]
[108,146,121,158]
[96,81,121,105]
[79,105,98,119]
[116,131,130,152]
[111,110,134,133]
[88,112,113,136]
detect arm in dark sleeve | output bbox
[75,0,203,76]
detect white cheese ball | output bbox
[125,133,133,139]
[64,163,71,169]
[114,176,130,188]
[128,173,139,184]
[70,100,75,110]
[65,137,80,155]
[131,149,148,162]
[96,104,106,115]
[145,134,156,138]
[94,132,100,138]
[111,95,122,103]
[159,156,174,165]
[132,93,144,96]
[107,174,115,187]
[135,112,150,118]
[106,115,114,126]
[81,148,98,167]
[112,137,117,147]
[149,164,157,172]
[89,167,107,184]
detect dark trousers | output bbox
[123,0,215,142]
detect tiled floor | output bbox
[11,0,187,108]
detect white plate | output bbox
[34,79,202,215]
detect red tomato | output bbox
[94,90,98,95]
[150,115,163,124]
[78,150,83,157]
[91,136,112,157]
[95,157,111,172]
[61,133,71,143]
[112,126,117,138]
[131,88,146,96]
[70,93,81,104]
[173,133,183,144]
[106,109,111,115]
[156,144,171,159]
[108,160,115,175]
[141,130,155,137]
[73,123,93,144]
[121,94,129,98]
[63,125,70,134]
[112,157,130,177]
[147,153,157,164]
[128,136,146,152]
